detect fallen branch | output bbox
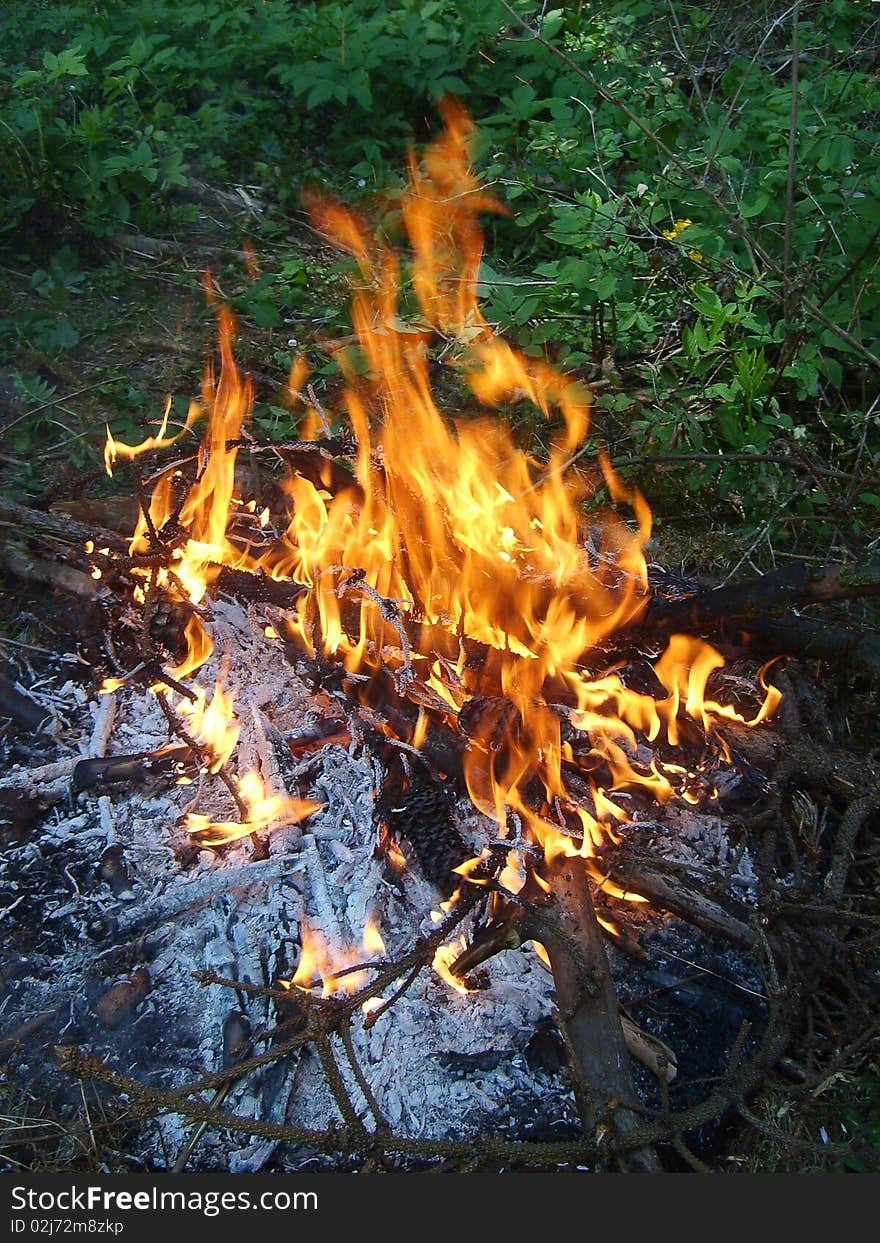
[0,496,125,554]
[608,855,759,951]
[543,855,662,1172]
[643,559,880,634]
[740,615,880,683]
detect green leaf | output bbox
[541,9,565,40]
[740,190,770,218]
[13,69,42,90]
[306,78,336,109]
[693,284,723,318]
[593,271,618,300]
[557,258,594,289]
[817,134,854,173]
[716,407,746,448]
[817,354,843,389]
[55,46,89,77]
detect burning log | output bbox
[608,855,759,952]
[633,561,880,682]
[737,615,880,683]
[646,559,880,628]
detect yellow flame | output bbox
[184,772,320,847]
[363,915,386,956]
[432,935,473,995]
[104,396,203,478]
[531,940,552,970]
[108,102,781,879]
[287,921,371,997]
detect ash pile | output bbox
[1,590,789,1174]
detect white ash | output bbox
[624,803,759,896]
[1,602,582,1171]
[1,593,771,1171]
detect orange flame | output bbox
[104,103,780,912]
[432,935,473,995]
[287,916,386,997]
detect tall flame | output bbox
[103,102,779,879]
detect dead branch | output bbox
[0,540,106,600]
[0,496,126,553]
[542,855,662,1172]
[740,615,880,682]
[609,855,759,951]
[642,559,880,634]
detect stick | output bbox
[543,855,662,1172]
[609,856,759,951]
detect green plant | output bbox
[0,0,877,547]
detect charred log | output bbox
[739,615,880,682]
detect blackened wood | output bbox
[71,745,192,795]
[0,670,51,731]
[0,496,126,552]
[641,559,880,633]
[214,565,306,608]
[740,615,880,682]
[610,856,758,950]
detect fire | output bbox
[288,916,387,997]
[363,914,387,957]
[104,395,203,478]
[176,676,239,773]
[99,103,780,945]
[432,936,474,996]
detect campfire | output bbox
[2,102,877,1174]
[101,99,780,864]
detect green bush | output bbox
[1,1,877,539]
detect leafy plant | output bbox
[0,0,877,544]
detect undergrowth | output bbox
[1,1,878,565]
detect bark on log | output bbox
[543,855,662,1172]
[0,540,106,600]
[739,615,880,682]
[0,496,126,554]
[642,559,880,632]
[609,856,759,951]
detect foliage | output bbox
[0,0,878,546]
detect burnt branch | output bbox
[542,855,661,1172]
[642,559,880,630]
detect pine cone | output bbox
[379,764,467,894]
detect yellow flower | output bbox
[687,249,703,262]
[662,217,693,240]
